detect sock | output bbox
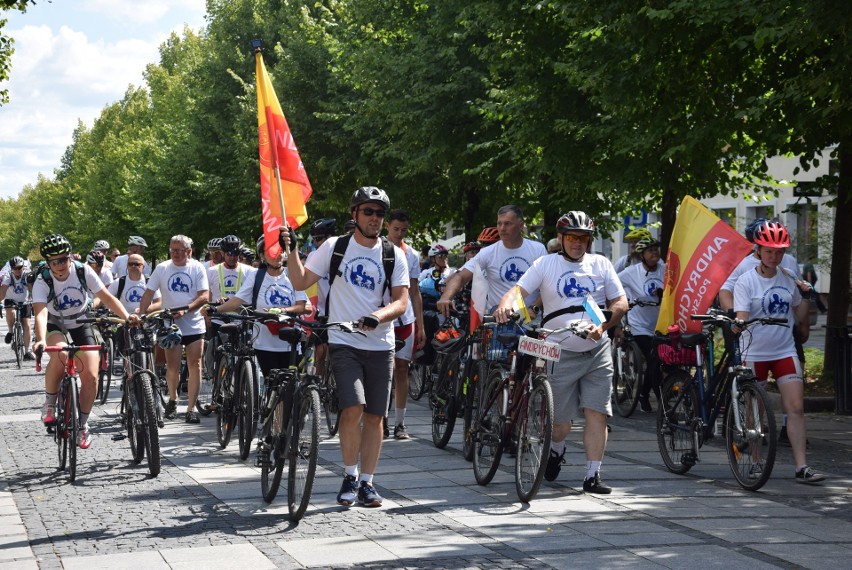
[782,414,788,427]
[45,392,58,406]
[344,464,359,478]
[79,412,90,427]
[585,460,602,479]
[550,440,566,454]
[395,407,406,426]
[359,473,374,484]
[796,464,808,473]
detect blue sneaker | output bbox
[336,475,358,506]
[357,481,383,507]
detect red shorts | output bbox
[746,356,802,385]
[394,322,414,361]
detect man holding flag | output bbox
[282,187,410,508]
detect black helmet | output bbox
[744,217,769,243]
[343,220,356,234]
[40,234,72,259]
[220,234,242,254]
[634,237,661,253]
[310,218,337,237]
[239,245,256,261]
[556,211,595,234]
[86,250,105,265]
[9,256,25,268]
[349,186,390,211]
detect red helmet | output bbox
[463,241,481,253]
[477,227,499,244]
[753,221,790,248]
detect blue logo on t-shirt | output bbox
[13,283,25,295]
[761,286,791,316]
[169,273,192,293]
[126,286,145,303]
[556,273,598,299]
[265,285,294,307]
[343,257,383,292]
[56,286,85,311]
[645,278,664,298]
[499,256,530,284]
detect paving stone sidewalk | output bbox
[1,349,851,569]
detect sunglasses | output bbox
[359,207,386,218]
[128,262,144,267]
[48,256,70,267]
[169,248,189,254]
[563,234,590,244]
[314,235,328,243]
[435,253,448,258]
[224,250,240,256]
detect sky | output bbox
[0,0,208,199]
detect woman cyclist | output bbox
[1,256,35,359]
[31,234,138,449]
[733,221,825,484]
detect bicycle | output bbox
[8,300,30,369]
[317,343,339,438]
[36,343,102,482]
[204,310,260,460]
[79,313,161,477]
[145,306,190,409]
[610,299,659,418]
[472,314,563,503]
[92,307,117,405]
[656,308,783,491]
[255,312,363,520]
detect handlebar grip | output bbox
[690,315,713,321]
[482,315,496,324]
[76,318,96,324]
[169,305,190,312]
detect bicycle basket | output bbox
[482,322,523,363]
[657,343,696,366]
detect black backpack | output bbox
[326,234,395,315]
[39,260,89,303]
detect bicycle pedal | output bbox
[112,434,127,441]
[682,452,697,467]
[157,420,165,428]
[46,425,55,434]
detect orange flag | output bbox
[656,196,754,334]
[256,50,312,258]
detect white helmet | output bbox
[93,240,110,251]
[128,236,148,247]
[428,244,448,257]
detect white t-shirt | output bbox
[733,268,801,362]
[111,254,152,279]
[207,263,255,301]
[462,239,547,309]
[397,244,423,326]
[1,272,30,303]
[32,263,104,330]
[721,252,801,293]
[304,236,409,350]
[518,253,624,352]
[617,262,665,337]
[305,249,330,316]
[232,269,308,351]
[108,275,160,314]
[146,259,209,335]
[0,259,32,283]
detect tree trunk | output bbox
[823,140,852,381]
[659,187,679,260]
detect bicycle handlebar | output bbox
[35,344,102,372]
[690,313,788,328]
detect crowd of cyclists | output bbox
[0,186,827,507]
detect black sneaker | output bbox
[185,411,200,424]
[357,481,383,507]
[778,425,791,446]
[544,448,566,482]
[393,423,410,440]
[337,475,358,506]
[164,400,178,420]
[383,417,390,439]
[583,472,612,494]
[638,396,652,413]
[3,332,11,344]
[795,466,826,485]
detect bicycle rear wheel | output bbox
[261,392,287,503]
[216,360,235,449]
[197,346,218,416]
[237,359,256,461]
[97,338,114,406]
[473,369,506,486]
[656,371,699,474]
[408,362,428,400]
[321,364,339,438]
[725,381,776,491]
[135,371,161,477]
[126,379,144,464]
[611,341,643,417]
[431,353,459,448]
[56,383,68,472]
[13,322,24,369]
[515,375,554,503]
[462,360,487,461]
[288,386,321,521]
[67,379,79,482]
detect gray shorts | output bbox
[547,338,613,423]
[329,344,394,417]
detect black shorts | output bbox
[181,333,204,348]
[47,323,98,346]
[4,300,32,318]
[255,349,294,378]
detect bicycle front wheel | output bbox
[135,371,161,477]
[288,386,321,521]
[237,359,256,461]
[126,379,144,464]
[197,342,218,416]
[408,362,428,400]
[67,379,79,482]
[473,369,506,486]
[216,359,235,448]
[98,338,114,405]
[611,341,643,417]
[13,323,24,369]
[515,375,554,503]
[261,392,287,503]
[725,381,776,491]
[431,353,459,448]
[321,364,339,438]
[462,360,487,462]
[656,371,699,475]
[56,384,68,472]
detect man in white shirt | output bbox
[112,236,152,278]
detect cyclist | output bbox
[205,237,224,268]
[31,234,139,448]
[732,221,824,484]
[111,236,151,278]
[139,235,209,424]
[613,227,652,273]
[385,209,426,440]
[209,234,308,376]
[86,250,114,291]
[283,186,409,508]
[207,235,254,303]
[108,253,162,367]
[616,237,665,412]
[546,238,561,254]
[92,240,112,272]
[418,244,455,282]
[239,246,257,268]
[462,241,481,262]
[495,211,627,494]
[477,226,500,247]
[1,256,35,359]
[438,205,546,318]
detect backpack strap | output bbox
[325,234,397,314]
[380,237,395,301]
[116,276,127,301]
[251,267,268,308]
